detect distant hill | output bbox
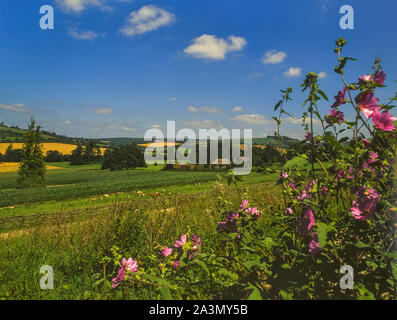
[0,123,300,149]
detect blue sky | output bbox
[0,0,396,138]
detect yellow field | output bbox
[0,143,106,155]
[138,142,181,148]
[0,162,61,173]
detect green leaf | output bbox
[317,222,337,248]
[354,241,370,248]
[194,260,210,275]
[247,286,262,300]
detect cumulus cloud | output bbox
[121,126,135,131]
[68,29,105,40]
[183,120,222,129]
[184,34,247,60]
[65,120,72,125]
[284,67,302,78]
[318,71,327,79]
[230,114,272,125]
[284,117,321,125]
[0,103,30,113]
[120,5,175,36]
[187,106,222,114]
[262,50,287,64]
[169,97,177,101]
[232,106,243,112]
[92,107,113,115]
[56,0,111,13]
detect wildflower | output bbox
[326,109,344,124]
[305,131,313,140]
[240,199,249,210]
[248,207,260,218]
[320,187,328,196]
[174,234,187,249]
[358,74,372,84]
[331,87,347,108]
[161,246,173,258]
[371,109,395,131]
[172,260,180,269]
[112,258,138,288]
[308,233,320,256]
[288,182,297,190]
[373,70,386,85]
[191,234,202,248]
[285,207,293,215]
[367,152,378,164]
[278,172,289,180]
[362,138,371,147]
[336,169,346,180]
[297,190,311,201]
[350,186,379,220]
[358,92,380,119]
[299,207,316,236]
[305,180,316,192]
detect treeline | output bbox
[101,143,145,170]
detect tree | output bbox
[101,143,145,171]
[45,150,64,162]
[70,143,84,165]
[16,118,46,188]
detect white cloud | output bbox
[56,0,110,13]
[65,120,71,125]
[284,67,302,78]
[183,120,222,129]
[121,126,135,131]
[120,5,175,36]
[0,103,30,113]
[152,124,161,128]
[169,97,177,101]
[284,117,321,125]
[68,29,105,40]
[92,107,113,114]
[318,71,327,79]
[232,106,243,112]
[187,106,222,114]
[184,34,247,60]
[262,50,287,64]
[230,114,272,125]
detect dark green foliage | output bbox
[2,144,23,162]
[101,143,145,171]
[70,141,102,165]
[45,150,64,162]
[16,118,46,188]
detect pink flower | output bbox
[367,152,378,164]
[161,246,173,258]
[240,199,249,210]
[350,186,379,220]
[331,87,347,109]
[278,172,289,180]
[122,258,138,273]
[372,109,395,131]
[358,74,372,84]
[320,187,328,196]
[112,266,126,288]
[336,169,346,180]
[112,258,138,288]
[363,139,371,147]
[297,190,310,201]
[285,207,293,215]
[305,132,313,140]
[358,92,380,119]
[309,233,320,256]
[326,109,344,124]
[191,234,202,247]
[373,70,386,85]
[248,207,260,218]
[288,182,297,190]
[174,234,187,249]
[172,260,180,269]
[299,207,316,236]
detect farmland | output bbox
[0,142,107,155]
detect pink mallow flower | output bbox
[358,92,380,119]
[309,232,321,256]
[172,260,180,269]
[161,246,173,258]
[112,258,138,288]
[362,139,371,147]
[373,70,386,85]
[371,109,396,131]
[248,207,260,218]
[299,207,316,236]
[174,234,187,249]
[326,109,344,124]
[285,207,293,215]
[191,234,202,249]
[331,87,347,109]
[350,186,379,220]
[240,199,249,210]
[358,74,372,84]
